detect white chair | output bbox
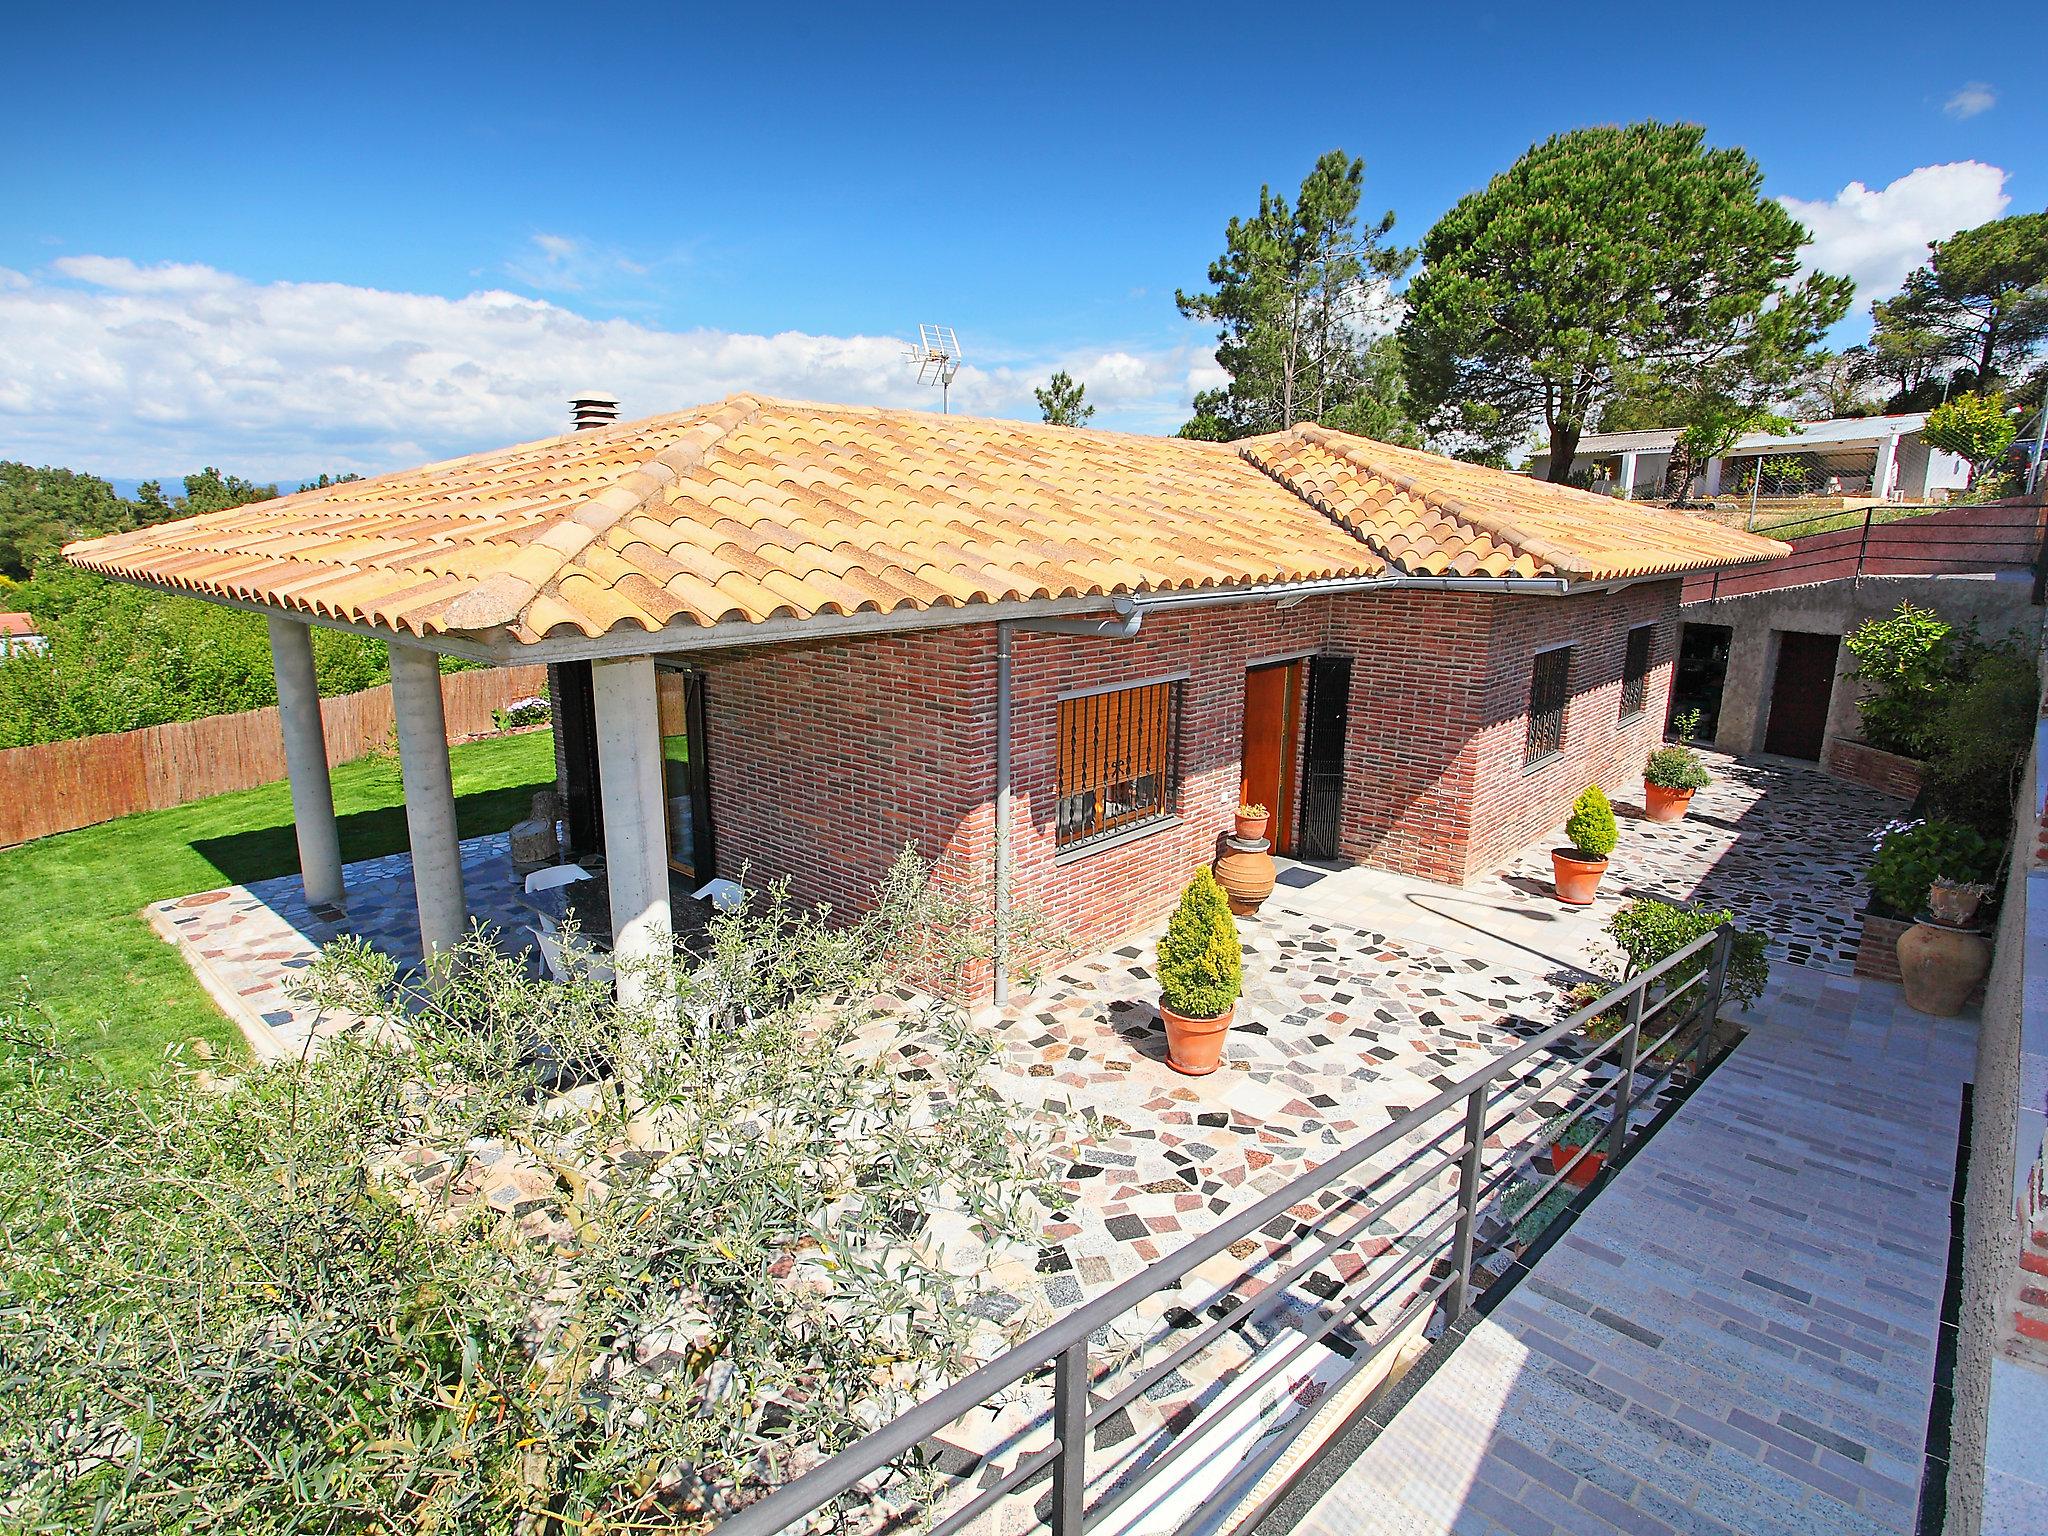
[525,862,591,896]
[532,926,615,988]
[692,877,747,913]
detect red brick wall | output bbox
[697,628,997,929]
[1823,737,1924,800]
[1325,591,1492,881]
[1464,581,1681,879]
[1004,604,1335,968]
[684,579,1680,996]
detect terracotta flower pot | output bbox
[1550,1141,1607,1188]
[1160,999,1235,1075]
[1927,883,1986,927]
[1233,812,1270,841]
[1551,850,1608,906]
[1642,783,1694,823]
[1897,920,1990,1018]
[1215,838,1277,915]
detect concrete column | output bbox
[1703,457,1725,497]
[1873,431,1900,501]
[1618,448,1638,500]
[266,615,344,908]
[388,644,467,960]
[1713,622,1775,755]
[592,656,672,1011]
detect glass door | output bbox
[654,667,711,879]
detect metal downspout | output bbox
[993,620,1012,1008]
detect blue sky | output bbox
[1,0,2038,478]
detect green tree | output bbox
[1401,122,1851,481]
[177,467,279,516]
[1033,370,1095,427]
[1175,149,1417,443]
[0,463,134,579]
[1870,211,2048,389]
[298,471,366,492]
[1924,391,2020,486]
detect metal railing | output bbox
[712,924,1737,1536]
[1691,503,2048,603]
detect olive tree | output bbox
[0,852,1064,1534]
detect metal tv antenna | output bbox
[905,324,962,413]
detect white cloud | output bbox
[1944,82,1996,120]
[1779,161,2010,306]
[0,258,1214,478]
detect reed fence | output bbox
[0,664,547,847]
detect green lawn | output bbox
[0,730,557,1084]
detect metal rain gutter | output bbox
[992,620,1013,1009]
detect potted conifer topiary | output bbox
[1156,869,1244,1076]
[1552,786,1618,905]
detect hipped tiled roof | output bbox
[64,396,1784,646]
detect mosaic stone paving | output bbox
[871,912,1687,1532]
[149,834,583,1059]
[1480,750,1905,975]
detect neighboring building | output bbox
[0,612,47,657]
[1525,412,1972,503]
[65,396,1780,1002]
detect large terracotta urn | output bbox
[1897,920,1990,1018]
[1641,783,1695,823]
[1215,835,1277,915]
[1161,1000,1235,1075]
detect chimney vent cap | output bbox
[569,394,621,431]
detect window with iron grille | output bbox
[1056,680,1182,851]
[1523,647,1570,766]
[1618,625,1654,719]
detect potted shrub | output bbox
[1233,801,1270,841]
[1552,786,1618,906]
[1544,1114,1610,1188]
[1156,869,1243,1076]
[1642,746,1712,822]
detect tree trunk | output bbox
[1545,421,1582,483]
[1978,316,2001,390]
[1662,442,1698,501]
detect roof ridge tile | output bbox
[444,395,764,632]
[1289,424,1594,579]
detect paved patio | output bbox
[1271,750,1902,984]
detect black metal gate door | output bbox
[1295,655,1351,859]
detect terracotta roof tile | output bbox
[64,396,1783,644]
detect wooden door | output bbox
[1763,631,1838,760]
[1240,661,1305,853]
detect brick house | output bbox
[65,395,1781,1003]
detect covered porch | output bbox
[260,617,712,1015]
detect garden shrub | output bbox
[1564,785,1618,858]
[1157,869,1242,1019]
[0,850,1062,1533]
[1867,819,1998,918]
[1922,641,2035,839]
[1604,898,1769,1010]
[1842,602,1955,760]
